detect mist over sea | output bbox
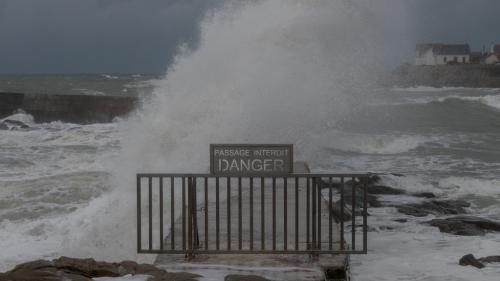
[1,1,500,280]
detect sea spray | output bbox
[1,0,413,271]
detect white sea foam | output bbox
[438,177,500,199]
[323,132,432,154]
[1,2,499,281]
[21,0,411,272]
[392,86,500,92]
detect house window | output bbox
[454,56,458,62]
[462,57,465,63]
[444,57,447,63]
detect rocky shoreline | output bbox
[322,174,500,270]
[2,175,499,280]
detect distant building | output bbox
[415,44,471,65]
[483,44,500,65]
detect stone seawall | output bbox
[386,64,500,88]
[0,92,138,124]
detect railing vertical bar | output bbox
[238,177,242,250]
[283,177,288,250]
[311,177,316,250]
[188,178,193,255]
[340,177,344,251]
[329,177,332,250]
[261,177,265,250]
[272,177,276,251]
[148,177,153,251]
[137,175,141,252]
[182,177,186,250]
[171,177,174,250]
[227,177,231,250]
[295,177,299,251]
[306,177,310,249]
[192,178,198,251]
[159,177,164,251]
[351,177,356,251]
[216,177,220,250]
[250,177,254,251]
[204,177,208,250]
[317,177,321,250]
[363,177,368,254]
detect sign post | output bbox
[210,144,293,176]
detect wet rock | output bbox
[428,219,485,236]
[411,192,436,198]
[459,254,484,269]
[225,275,270,281]
[396,200,470,217]
[427,216,500,236]
[52,256,120,277]
[478,256,500,264]
[367,185,405,195]
[1,119,30,130]
[0,257,199,281]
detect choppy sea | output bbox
[1,1,500,280]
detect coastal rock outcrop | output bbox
[428,216,500,236]
[0,119,31,130]
[224,275,270,281]
[396,200,470,217]
[0,257,200,281]
[459,254,500,269]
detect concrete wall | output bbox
[386,64,500,88]
[0,92,139,124]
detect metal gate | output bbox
[137,173,369,255]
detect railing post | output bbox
[136,174,141,253]
[363,176,368,254]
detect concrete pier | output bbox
[0,92,138,123]
[154,163,350,281]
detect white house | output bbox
[415,44,471,65]
[483,44,500,65]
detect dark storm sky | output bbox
[0,0,499,74]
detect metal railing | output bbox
[137,173,369,255]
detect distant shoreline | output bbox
[385,64,500,88]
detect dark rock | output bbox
[148,272,200,281]
[2,119,30,129]
[7,268,62,281]
[427,216,500,236]
[368,185,405,195]
[412,192,436,198]
[459,254,485,269]
[394,218,407,223]
[396,200,469,217]
[428,219,486,236]
[0,122,7,130]
[0,257,198,281]
[12,260,53,272]
[53,256,120,277]
[478,256,500,264]
[118,260,138,275]
[225,275,270,281]
[447,216,500,232]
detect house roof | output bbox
[416,44,471,56]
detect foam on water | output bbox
[1,1,500,280]
[322,131,433,154]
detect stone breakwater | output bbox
[385,64,500,88]
[0,92,138,124]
